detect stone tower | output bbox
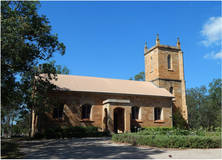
[144,34,188,122]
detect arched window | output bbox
[132,106,140,120]
[169,87,173,94]
[167,54,171,69]
[151,57,153,71]
[82,104,92,119]
[154,107,162,120]
[53,104,64,119]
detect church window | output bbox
[132,106,140,120]
[53,104,64,119]
[170,87,173,94]
[151,57,153,71]
[82,104,92,119]
[154,107,162,120]
[167,54,171,69]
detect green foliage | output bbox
[171,108,188,129]
[45,60,71,75]
[143,127,174,131]
[33,126,107,139]
[111,133,221,148]
[1,141,25,158]
[137,127,221,137]
[14,136,35,141]
[129,71,145,81]
[1,1,67,136]
[1,0,66,108]
[187,78,221,130]
[134,72,145,81]
[12,125,21,134]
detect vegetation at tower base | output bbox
[186,78,221,130]
[171,108,188,129]
[1,1,66,137]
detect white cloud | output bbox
[204,51,222,59]
[200,16,222,47]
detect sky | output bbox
[37,1,221,89]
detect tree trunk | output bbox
[38,113,41,133]
[7,116,11,138]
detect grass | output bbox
[1,141,25,159]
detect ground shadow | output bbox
[17,137,165,159]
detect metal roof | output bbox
[38,74,174,98]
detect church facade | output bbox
[31,35,188,135]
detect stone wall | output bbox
[144,44,188,121]
[33,91,172,134]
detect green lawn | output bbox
[1,141,25,159]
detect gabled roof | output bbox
[43,74,174,98]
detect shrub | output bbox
[34,133,43,139]
[44,127,63,133]
[85,126,99,132]
[111,133,221,148]
[143,127,174,131]
[34,126,108,140]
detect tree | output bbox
[47,60,71,75]
[12,111,30,135]
[129,71,145,81]
[1,89,23,138]
[186,78,221,130]
[207,78,221,128]
[1,1,66,107]
[1,1,66,136]
[186,86,208,129]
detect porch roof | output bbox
[41,74,174,98]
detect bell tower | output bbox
[144,34,188,122]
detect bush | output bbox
[34,133,43,139]
[143,127,174,131]
[44,127,63,133]
[111,133,221,148]
[33,126,109,140]
[137,127,220,137]
[85,126,99,132]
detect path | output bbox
[16,137,221,159]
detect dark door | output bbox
[114,112,117,133]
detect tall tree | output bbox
[186,78,221,129]
[1,1,66,135]
[47,60,71,75]
[186,86,208,129]
[207,78,221,128]
[1,1,66,107]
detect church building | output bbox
[31,35,188,135]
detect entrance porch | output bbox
[102,99,131,134]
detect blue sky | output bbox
[38,1,221,89]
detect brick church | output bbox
[31,34,188,135]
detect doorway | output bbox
[113,108,124,133]
[104,108,108,131]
